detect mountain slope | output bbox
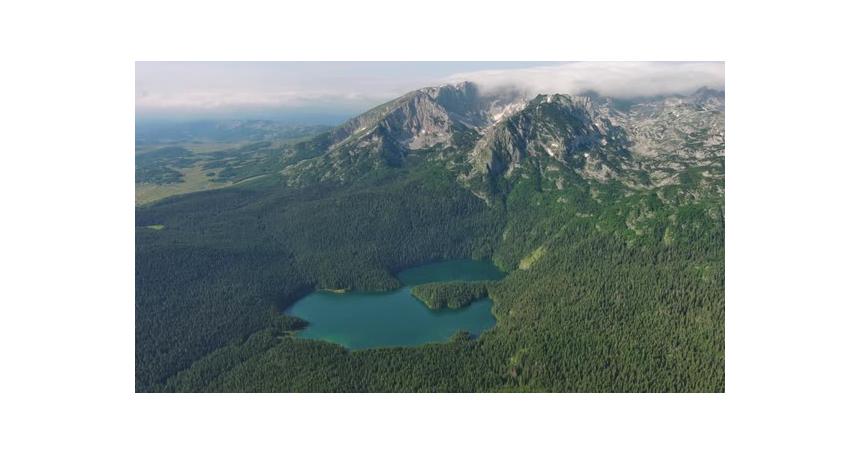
[282,83,724,200]
[281,82,527,185]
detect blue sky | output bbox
[136,61,724,123]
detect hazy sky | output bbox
[136,62,724,123]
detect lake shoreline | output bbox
[285,259,505,349]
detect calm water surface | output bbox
[285,259,505,349]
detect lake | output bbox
[285,259,505,349]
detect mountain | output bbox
[281,82,724,200]
[281,82,528,184]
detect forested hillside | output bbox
[411,281,491,309]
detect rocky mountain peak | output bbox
[283,83,724,197]
[465,92,630,194]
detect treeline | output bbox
[411,281,490,309]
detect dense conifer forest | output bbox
[411,281,491,309]
[136,152,724,392]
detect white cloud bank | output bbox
[135,89,378,111]
[446,61,724,99]
[136,62,724,118]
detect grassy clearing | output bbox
[518,245,546,270]
[136,163,230,206]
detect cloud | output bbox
[134,89,382,111]
[445,61,724,99]
[135,62,407,115]
[136,62,725,118]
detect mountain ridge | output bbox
[281,82,724,199]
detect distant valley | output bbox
[135,120,331,205]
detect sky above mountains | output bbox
[136,62,724,123]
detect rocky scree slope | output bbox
[281,82,724,198]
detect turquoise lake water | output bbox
[285,259,505,349]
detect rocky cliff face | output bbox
[281,82,528,184]
[282,82,725,196]
[467,95,630,181]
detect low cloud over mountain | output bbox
[445,61,724,99]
